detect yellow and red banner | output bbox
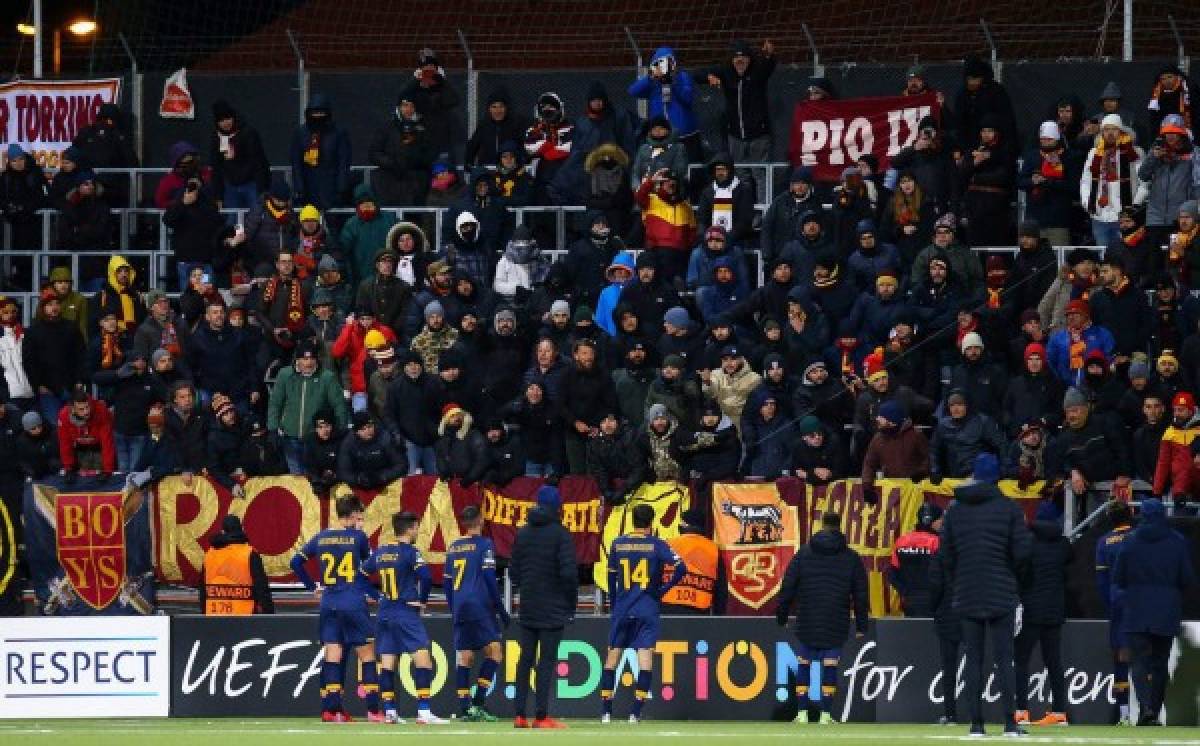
[712,483,801,612]
[593,481,690,591]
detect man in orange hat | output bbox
[1045,298,1114,387]
[1152,391,1200,507]
[1139,113,1195,254]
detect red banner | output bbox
[481,476,602,564]
[55,492,126,610]
[152,475,601,586]
[787,92,940,182]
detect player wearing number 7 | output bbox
[445,506,510,721]
[600,504,685,724]
[362,511,448,725]
[289,495,384,723]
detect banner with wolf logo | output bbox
[712,483,800,614]
[24,476,156,615]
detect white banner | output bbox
[0,77,122,169]
[0,616,170,718]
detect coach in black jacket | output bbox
[941,452,1032,736]
[776,510,868,723]
[510,486,578,726]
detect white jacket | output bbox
[1079,144,1147,223]
[493,256,535,299]
[0,327,33,400]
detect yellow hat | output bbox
[364,329,388,349]
[299,204,320,222]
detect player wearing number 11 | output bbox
[601,504,685,724]
[362,511,448,725]
[290,495,383,723]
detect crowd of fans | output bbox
[0,45,1198,524]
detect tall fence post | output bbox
[457,29,477,139]
[801,23,823,78]
[980,18,1001,82]
[1167,14,1189,74]
[286,28,308,125]
[1122,0,1133,62]
[624,27,645,120]
[118,33,143,204]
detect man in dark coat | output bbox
[465,88,528,169]
[337,411,407,489]
[560,339,618,475]
[71,102,139,207]
[509,486,578,728]
[1113,497,1197,726]
[1005,226,1058,318]
[368,100,433,207]
[209,99,271,210]
[940,453,1032,737]
[1013,502,1072,727]
[398,48,461,160]
[954,56,1018,155]
[434,402,487,487]
[706,39,776,163]
[289,94,352,210]
[886,502,943,617]
[775,510,869,724]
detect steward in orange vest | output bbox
[200,515,274,615]
[662,509,726,614]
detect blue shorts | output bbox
[609,615,659,650]
[454,617,500,652]
[319,608,373,646]
[376,609,431,656]
[1109,604,1128,649]
[796,644,842,664]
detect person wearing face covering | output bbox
[290,93,352,210]
[524,92,574,206]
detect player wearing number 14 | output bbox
[601,504,685,724]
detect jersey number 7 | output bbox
[451,558,467,590]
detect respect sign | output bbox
[0,78,122,168]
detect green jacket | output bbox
[267,364,348,438]
[339,185,398,288]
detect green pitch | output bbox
[3,720,1200,745]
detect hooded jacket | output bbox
[930,409,1006,479]
[289,93,352,208]
[1138,135,1196,227]
[593,251,637,336]
[57,396,116,473]
[340,184,399,288]
[776,528,869,648]
[338,428,407,488]
[465,89,529,168]
[635,177,697,251]
[739,389,793,478]
[1020,520,1071,626]
[95,255,146,333]
[940,480,1032,618]
[709,51,776,141]
[629,48,697,135]
[209,101,270,195]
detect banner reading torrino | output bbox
[0,78,122,168]
[712,482,800,615]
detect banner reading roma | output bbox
[712,483,801,615]
[23,478,156,615]
[787,91,939,182]
[593,481,689,591]
[481,476,602,563]
[0,78,122,168]
[153,475,603,586]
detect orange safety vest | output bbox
[663,534,718,611]
[203,543,256,615]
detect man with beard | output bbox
[1018,122,1073,246]
[406,260,458,338]
[1045,387,1132,516]
[623,404,687,498]
[948,333,1007,420]
[289,94,351,210]
[1081,114,1145,248]
[912,215,982,292]
[561,340,618,475]
[355,247,412,335]
[1151,391,1200,508]
[1104,206,1154,288]
[794,360,851,430]
[1090,255,1152,371]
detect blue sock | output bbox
[600,669,616,716]
[1114,659,1130,706]
[321,661,343,713]
[361,660,380,713]
[632,670,653,718]
[415,667,433,712]
[380,668,396,712]
[795,657,812,711]
[456,665,472,714]
[820,656,840,714]
[474,659,499,707]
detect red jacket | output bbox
[635,178,697,251]
[331,320,397,393]
[57,398,117,473]
[1153,419,1200,498]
